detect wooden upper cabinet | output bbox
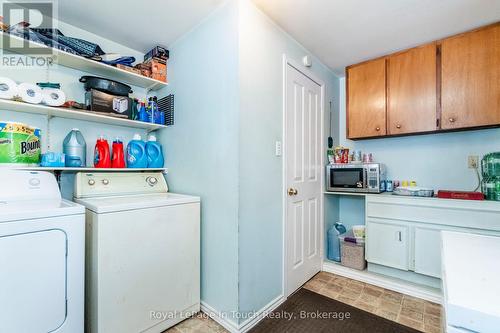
[347,58,387,139]
[387,44,437,135]
[441,24,500,130]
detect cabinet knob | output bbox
[396,124,402,129]
[375,127,380,131]
[449,117,456,123]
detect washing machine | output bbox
[74,172,200,333]
[0,169,85,333]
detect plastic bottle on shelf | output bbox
[94,136,111,168]
[327,222,346,262]
[138,101,149,122]
[126,134,147,168]
[63,128,86,167]
[146,135,164,168]
[111,138,125,168]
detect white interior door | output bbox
[285,62,323,296]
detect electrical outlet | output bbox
[468,155,479,169]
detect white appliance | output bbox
[441,231,500,333]
[0,170,85,333]
[74,172,200,333]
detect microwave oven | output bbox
[326,163,386,193]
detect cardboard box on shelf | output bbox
[116,64,141,75]
[144,46,169,63]
[145,58,167,82]
[85,89,133,119]
[135,62,152,78]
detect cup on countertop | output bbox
[362,153,373,163]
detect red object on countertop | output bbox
[111,139,125,168]
[94,136,111,168]
[437,190,485,200]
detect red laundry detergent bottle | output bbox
[111,138,125,168]
[94,136,111,168]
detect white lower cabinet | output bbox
[365,195,500,282]
[366,220,409,271]
[414,226,442,278]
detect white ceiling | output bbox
[57,0,224,53]
[253,0,500,76]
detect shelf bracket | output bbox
[53,170,62,188]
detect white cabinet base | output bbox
[368,263,441,289]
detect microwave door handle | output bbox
[363,168,368,189]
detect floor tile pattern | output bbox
[304,272,443,333]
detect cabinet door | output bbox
[414,227,441,278]
[388,44,437,135]
[347,58,386,139]
[441,24,500,129]
[366,220,409,270]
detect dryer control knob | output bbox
[147,177,158,186]
[102,179,109,185]
[88,179,95,186]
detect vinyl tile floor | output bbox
[164,272,443,333]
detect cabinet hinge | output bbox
[436,118,440,128]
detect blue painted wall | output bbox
[237,0,339,321]
[156,2,241,323]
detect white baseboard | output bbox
[200,294,285,333]
[322,261,442,304]
[238,295,285,333]
[200,302,240,333]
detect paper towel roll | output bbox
[0,77,18,100]
[17,82,43,104]
[42,88,66,107]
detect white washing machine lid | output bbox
[0,199,84,223]
[74,193,200,214]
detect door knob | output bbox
[449,117,456,123]
[287,188,298,196]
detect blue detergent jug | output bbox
[126,134,148,168]
[146,135,164,168]
[327,222,347,262]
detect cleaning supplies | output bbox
[94,136,111,168]
[327,222,346,262]
[0,121,41,166]
[63,128,86,167]
[111,138,125,168]
[41,152,65,167]
[126,134,147,168]
[138,101,149,122]
[146,135,164,168]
